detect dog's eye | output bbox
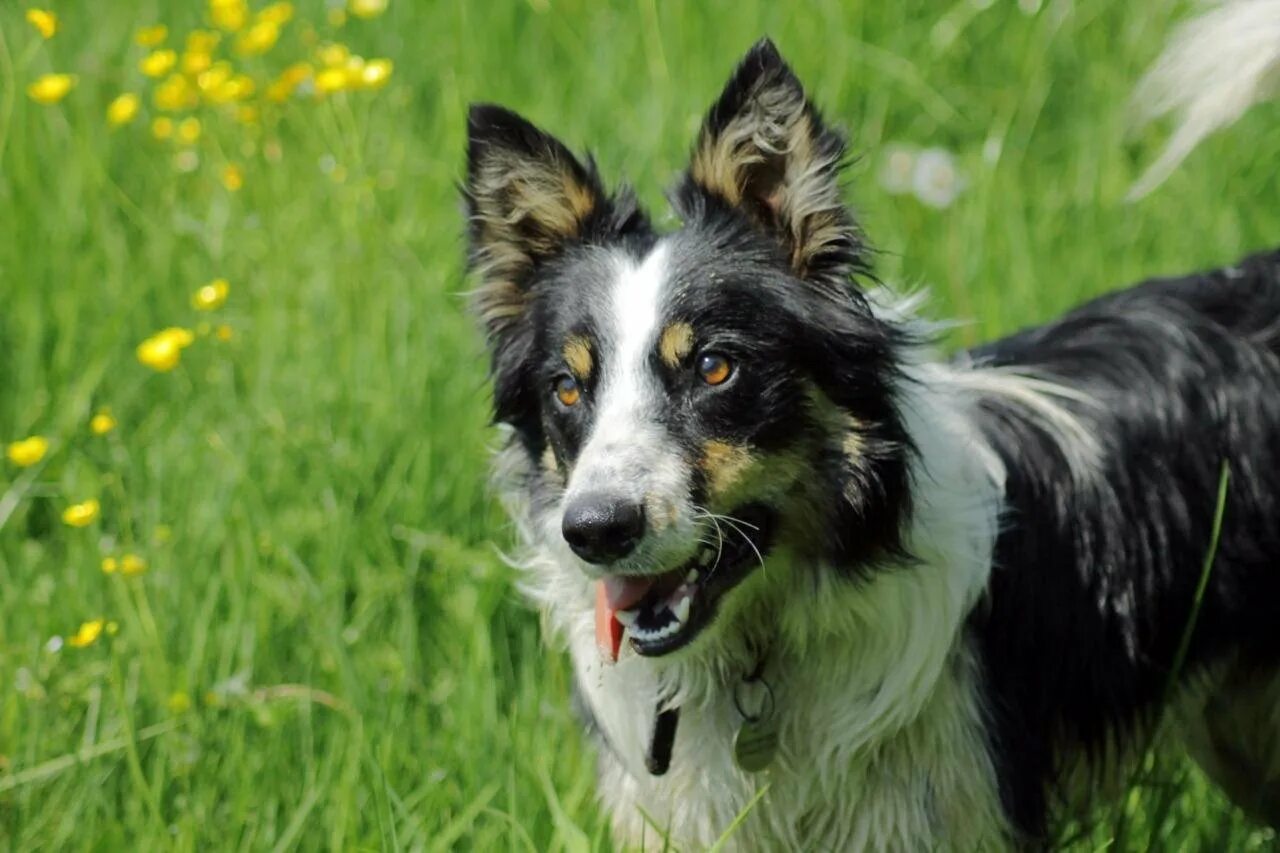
[553,375,581,407]
[696,352,733,386]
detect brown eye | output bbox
[554,375,581,407]
[696,352,733,386]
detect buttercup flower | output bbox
[135,25,168,47]
[360,58,393,89]
[177,117,202,145]
[317,42,350,67]
[215,324,234,342]
[210,0,249,32]
[62,499,101,528]
[151,116,175,140]
[193,279,230,309]
[168,691,193,714]
[348,0,389,19]
[154,74,198,111]
[6,436,48,467]
[221,165,244,192]
[120,554,147,576]
[26,9,58,39]
[28,74,76,104]
[102,556,118,574]
[183,48,214,76]
[140,49,177,78]
[315,67,348,94]
[68,619,104,648]
[106,93,140,127]
[187,30,222,53]
[259,3,295,26]
[90,411,117,435]
[136,327,195,372]
[236,19,280,56]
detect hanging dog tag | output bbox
[732,668,778,773]
[733,714,778,773]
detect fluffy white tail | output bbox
[1128,0,1280,199]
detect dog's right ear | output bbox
[464,105,608,344]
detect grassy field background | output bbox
[2,0,1279,849]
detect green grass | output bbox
[2,0,1278,849]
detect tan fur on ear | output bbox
[466,108,606,339]
[683,43,859,285]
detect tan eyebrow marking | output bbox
[700,440,754,497]
[562,335,593,380]
[658,322,695,369]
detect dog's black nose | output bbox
[562,495,645,564]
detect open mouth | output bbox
[594,505,774,659]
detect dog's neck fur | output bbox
[504,346,1022,849]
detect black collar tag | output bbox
[645,705,680,775]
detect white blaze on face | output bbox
[564,241,693,566]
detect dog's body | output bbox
[463,8,1280,849]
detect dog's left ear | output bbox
[676,38,864,285]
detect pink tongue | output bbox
[602,575,657,611]
[594,576,657,664]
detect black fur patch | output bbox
[967,249,1280,840]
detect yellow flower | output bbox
[220,164,244,192]
[186,30,221,54]
[348,0,388,19]
[208,74,255,103]
[182,49,213,76]
[68,619,105,648]
[151,116,174,140]
[120,554,147,576]
[235,19,279,56]
[136,327,195,372]
[135,25,168,47]
[236,105,259,125]
[153,74,197,111]
[6,436,48,467]
[62,499,101,528]
[315,67,348,95]
[360,58,392,89]
[90,411,117,435]
[210,0,249,32]
[6,435,48,468]
[177,117,202,145]
[106,93,140,127]
[197,62,232,94]
[27,74,76,105]
[317,42,350,67]
[101,556,118,574]
[215,324,234,342]
[168,691,193,714]
[193,278,230,309]
[266,62,311,101]
[139,49,177,78]
[26,9,58,39]
[258,2,294,26]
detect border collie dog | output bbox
[463,20,1280,852]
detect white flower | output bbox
[879,144,918,195]
[911,148,966,209]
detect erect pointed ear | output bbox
[464,104,610,341]
[677,38,865,285]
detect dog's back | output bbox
[966,248,1280,834]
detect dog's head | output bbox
[464,39,912,660]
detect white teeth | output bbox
[698,551,715,567]
[629,619,682,642]
[673,596,691,624]
[615,609,638,627]
[685,568,700,584]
